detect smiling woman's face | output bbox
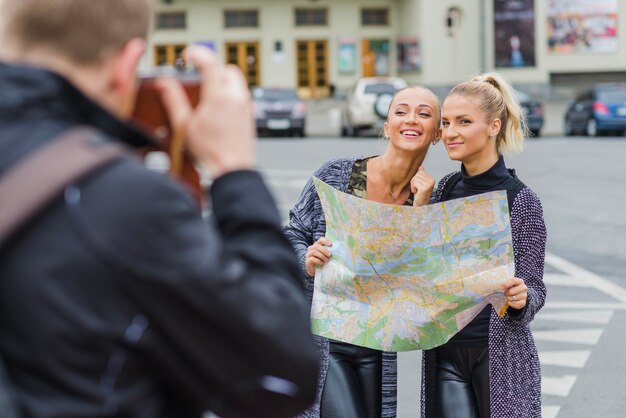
[383,87,440,154]
[441,94,500,173]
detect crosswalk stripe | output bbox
[533,328,603,345]
[544,273,593,288]
[544,301,626,310]
[542,375,577,397]
[545,253,626,303]
[542,405,561,418]
[539,350,591,368]
[536,309,614,324]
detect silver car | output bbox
[341,77,408,137]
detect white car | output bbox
[341,77,408,137]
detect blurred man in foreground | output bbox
[0,0,318,417]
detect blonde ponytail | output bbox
[447,72,528,154]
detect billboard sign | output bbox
[547,0,618,53]
[494,0,536,68]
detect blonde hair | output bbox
[446,72,528,154]
[0,0,153,65]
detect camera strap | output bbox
[0,126,127,249]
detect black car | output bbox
[252,87,306,137]
[515,90,544,138]
[564,84,626,137]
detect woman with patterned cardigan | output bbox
[420,73,547,417]
[284,86,441,418]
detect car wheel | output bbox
[342,119,355,137]
[585,118,598,137]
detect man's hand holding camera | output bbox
[156,46,256,179]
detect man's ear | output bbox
[111,38,146,116]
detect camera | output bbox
[131,67,201,143]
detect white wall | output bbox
[145,0,626,93]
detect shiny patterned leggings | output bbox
[320,341,382,418]
[435,342,490,418]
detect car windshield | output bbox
[253,88,298,101]
[363,83,400,95]
[597,89,626,103]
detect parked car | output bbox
[252,87,306,137]
[341,77,408,137]
[564,84,626,136]
[515,90,544,138]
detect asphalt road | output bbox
[255,133,626,418]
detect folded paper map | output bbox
[311,177,513,352]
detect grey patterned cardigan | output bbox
[284,157,398,418]
[421,170,548,418]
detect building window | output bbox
[154,44,186,66]
[295,8,328,26]
[155,12,186,30]
[224,10,259,28]
[361,8,389,26]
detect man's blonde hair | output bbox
[0,0,153,65]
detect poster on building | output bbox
[547,0,618,54]
[338,38,357,74]
[397,37,421,72]
[494,0,536,68]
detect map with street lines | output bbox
[311,177,514,351]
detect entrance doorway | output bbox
[225,41,260,87]
[296,40,329,99]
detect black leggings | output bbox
[435,342,490,418]
[320,341,382,418]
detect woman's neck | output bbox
[462,153,500,177]
[375,149,426,195]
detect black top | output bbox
[0,63,318,418]
[444,156,517,345]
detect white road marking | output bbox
[542,405,562,418]
[545,253,626,304]
[536,309,614,324]
[544,273,593,288]
[538,254,624,417]
[533,328,604,345]
[542,375,577,397]
[539,350,591,368]
[543,302,626,310]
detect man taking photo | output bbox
[0,1,318,417]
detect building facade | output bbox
[147,0,626,98]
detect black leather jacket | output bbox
[0,63,318,418]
